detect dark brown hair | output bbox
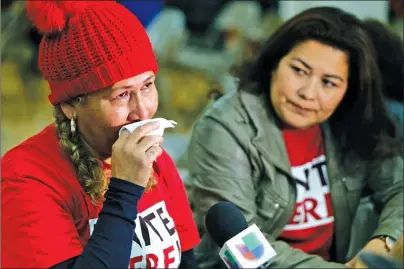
[363,19,404,103]
[237,7,401,160]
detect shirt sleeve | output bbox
[1,177,83,268]
[159,151,200,251]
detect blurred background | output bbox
[1,0,403,183]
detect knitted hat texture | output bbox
[26,1,158,104]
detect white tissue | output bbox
[118,118,177,137]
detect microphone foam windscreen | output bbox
[205,201,248,247]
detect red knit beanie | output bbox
[26,1,158,105]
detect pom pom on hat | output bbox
[26,0,158,104]
[26,1,92,34]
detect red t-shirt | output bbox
[279,125,334,261]
[1,124,200,268]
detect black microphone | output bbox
[359,252,402,268]
[205,202,276,268]
[205,201,249,247]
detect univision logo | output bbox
[235,232,264,260]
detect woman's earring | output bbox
[70,113,76,136]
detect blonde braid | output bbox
[54,97,157,204]
[54,99,106,205]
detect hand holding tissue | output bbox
[119,118,177,137]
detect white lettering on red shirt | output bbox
[280,125,334,260]
[89,201,181,268]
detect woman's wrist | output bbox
[109,176,146,192]
[372,236,396,253]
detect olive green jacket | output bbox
[187,90,403,268]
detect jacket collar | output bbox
[321,122,343,185]
[239,90,292,176]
